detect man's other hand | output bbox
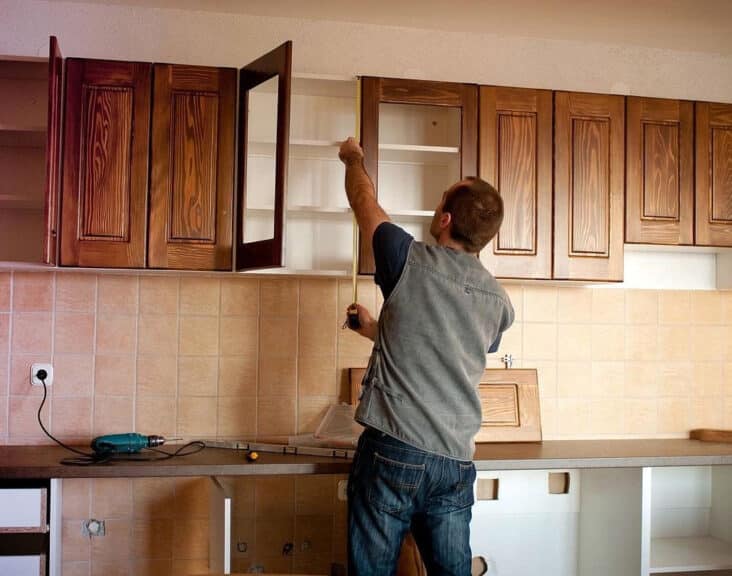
[346,303,377,341]
[339,137,364,165]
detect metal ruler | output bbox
[203,439,355,459]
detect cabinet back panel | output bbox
[0,78,47,128]
[378,161,458,212]
[651,466,712,539]
[379,103,460,148]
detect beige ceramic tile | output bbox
[623,398,658,434]
[179,277,220,316]
[90,557,131,576]
[690,326,726,362]
[176,396,217,438]
[221,277,259,316]
[591,325,625,361]
[10,354,49,396]
[231,515,255,560]
[657,397,690,434]
[723,292,732,325]
[132,478,176,519]
[257,395,297,437]
[691,291,723,325]
[658,291,691,325]
[337,325,374,359]
[537,397,558,438]
[657,326,691,362]
[625,325,658,361]
[338,279,377,318]
[689,397,723,429]
[90,517,132,558]
[724,397,732,429]
[503,284,523,322]
[493,321,522,359]
[62,478,91,519]
[0,313,9,355]
[93,396,133,436]
[295,476,335,516]
[135,396,176,438]
[219,316,258,357]
[556,398,591,436]
[139,276,178,316]
[725,363,732,396]
[587,398,624,434]
[171,559,209,574]
[178,356,218,396]
[97,275,138,315]
[174,477,210,519]
[217,396,257,437]
[298,394,338,434]
[11,312,52,354]
[13,272,54,312]
[591,289,625,324]
[255,476,295,517]
[523,286,557,323]
[256,516,295,558]
[259,315,297,359]
[556,324,592,361]
[137,315,178,356]
[556,287,593,324]
[261,278,299,317]
[56,273,96,313]
[218,356,257,397]
[62,561,91,576]
[93,478,134,518]
[692,363,724,397]
[530,361,557,398]
[133,518,173,559]
[298,312,337,357]
[9,395,48,438]
[131,559,172,576]
[591,361,625,397]
[0,356,6,397]
[623,362,658,397]
[0,272,10,310]
[657,362,693,396]
[557,362,592,398]
[51,396,92,439]
[94,355,135,396]
[727,326,732,362]
[522,323,557,361]
[62,519,91,562]
[179,316,218,356]
[54,313,95,354]
[258,354,297,397]
[136,355,177,397]
[0,397,6,437]
[96,314,137,355]
[298,355,337,397]
[625,289,659,324]
[294,514,334,556]
[299,279,338,318]
[232,477,255,518]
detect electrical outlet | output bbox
[30,363,53,387]
[337,479,348,501]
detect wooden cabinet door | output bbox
[148,64,236,270]
[626,97,693,245]
[479,86,552,279]
[60,59,151,267]
[42,36,63,265]
[696,102,732,247]
[554,91,624,281]
[360,77,478,274]
[236,41,292,270]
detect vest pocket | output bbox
[368,452,425,516]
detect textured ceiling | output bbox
[70,0,732,55]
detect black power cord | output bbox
[35,369,205,465]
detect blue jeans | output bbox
[348,427,476,576]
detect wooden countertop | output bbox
[1,439,731,479]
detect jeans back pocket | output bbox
[368,452,425,517]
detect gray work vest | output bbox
[355,240,514,461]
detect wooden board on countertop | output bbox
[690,429,732,443]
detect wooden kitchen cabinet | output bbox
[359,77,478,274]
[626,97,694,246]
[554,91,625,281]
[61,59,235,270]
[478,86,553,279]
[0,37,62,265]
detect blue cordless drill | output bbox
[91,433,166,455]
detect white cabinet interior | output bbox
[0,60,48,263]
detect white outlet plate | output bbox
[30,363,53,387]
[337,479,348,502]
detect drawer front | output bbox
[0,489,46,532]
[0,555,43,575]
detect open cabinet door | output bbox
[236,41,291,270]
[43,36,62,265]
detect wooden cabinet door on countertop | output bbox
[626,97,694,246]
[479,86,553,279]
[60,59,152,268]
[149,64,236,270]
[696,101,732,247]
[554,91,624,282]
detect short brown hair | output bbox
[442,177,503,253]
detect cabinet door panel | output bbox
[697,102,732,246]
[60,59,151,267]
[626,97,693,245]
[43,36,62,265]
[479,86,552,279]
[554,91,624,281]
[148,64,235,270]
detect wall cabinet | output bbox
[0,37,62,265]
[60,58,236,270]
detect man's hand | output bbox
[346,303,377,341]
[339,137,364,165]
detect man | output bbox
[339,137,514,576]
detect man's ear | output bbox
[440,211,452,230]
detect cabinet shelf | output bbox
[0,194,44,210]
[0,127,47,148]
[651,536,732,573]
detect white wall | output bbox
[1,0,731,104]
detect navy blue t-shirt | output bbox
[372,221,502,353]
